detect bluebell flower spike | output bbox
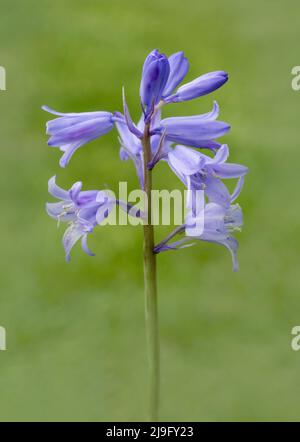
[44,49,247,270]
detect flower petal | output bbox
[59,142,83,168]
[205,176,231,208]
[48,116,113,146]
[159,117,230,147]
[62,223,85,262]
[81,234,95,257]
[48,176,70,200]
[231,176,245,202]
[198,101,220,121]
[168,145,203,175]
[213,163,248,178]
[162,51,189,98]
[170,71,228,102]
[225,204,243,229]
[46,202,75,222]
[202,202,226,233]
[70,182,83,201]
[75,190,100,207]
[220,237,239,272]
[140,49,170,111]
[206,144,229,165]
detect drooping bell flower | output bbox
[43,106,114,167]
[46,176,116,261]
[168,144,248,208]
[155,203,243,272]
[155,101,230,149]
[164,71,228,103]
[185,202,243,271]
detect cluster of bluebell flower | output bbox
[44,49,247,270]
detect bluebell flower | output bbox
[164,71,228,103]
[140,50,170,117]
[154,102,230,149]
[155,203,243,272]
[46,176,116,261]
[186,202,243,271]
[43,106,114,167]
[168,144,248,208]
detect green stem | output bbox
[142,123,159,422]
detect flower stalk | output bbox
[142,123,159,422]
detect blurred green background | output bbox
[0,0,299,422]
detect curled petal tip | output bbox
[42,105,55,113]
[59,157,67,168]
[42,105,63,116]
[81,235,95,257]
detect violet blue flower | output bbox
[185,203,243,271]
[164,71,228,103]
[46,176,116,261]
[155,203,243,272]
[43,106,114,167]
[155,101,230,149]
[168,144,248,208]
[140,50,170,117]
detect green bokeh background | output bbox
[0,0,299,422]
